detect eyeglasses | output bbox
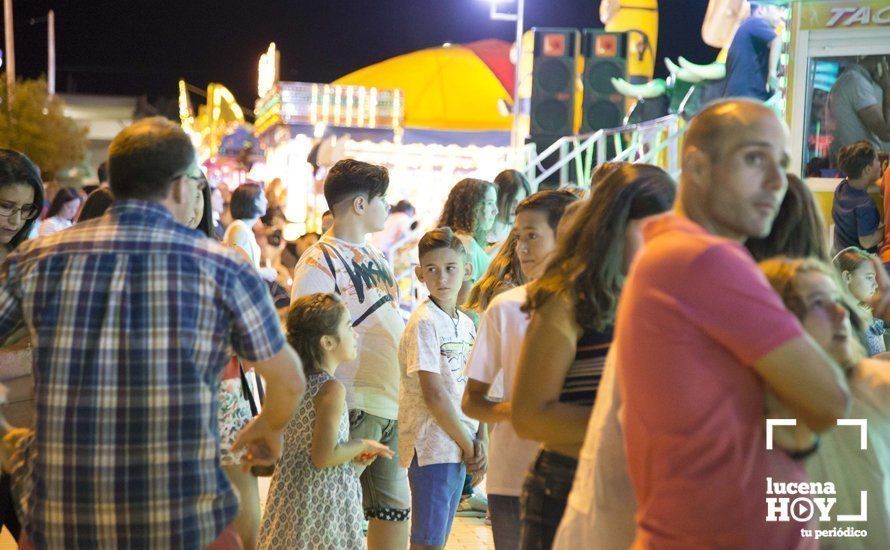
[0,201,39,220]
[172,170,208,190]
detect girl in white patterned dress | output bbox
[258,293,393,550]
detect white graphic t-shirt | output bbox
[398,300,478,467]
[291,234,404,420]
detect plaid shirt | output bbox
[0,201,285,549]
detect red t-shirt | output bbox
[616,214,814,549]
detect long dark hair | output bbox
[465,230,524,313]
[493,169,531,224]
[745,174,830,263]
[196,184,214,238]
[525,164,676,331]
[46,187,82,219]
[77,187,115,223]
[0,149,46,250]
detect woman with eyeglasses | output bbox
[0,149,46,543]
[0,150,45,262]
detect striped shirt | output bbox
[559,327,613,406]
[0,200,286,549]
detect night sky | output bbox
[9,0,718,114]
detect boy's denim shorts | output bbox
[349,409,411,521]
[408,455,467,546]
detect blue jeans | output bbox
[519,450,578,550]
[408,456,466,546]
[489,494,521,550]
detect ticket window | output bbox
[793,28,890,176]
[802,54,890,176]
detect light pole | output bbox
[4,0,15,99]
[482,0,524,153]
[29,11,56,95]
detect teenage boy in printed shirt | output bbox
[399,228,487,550]
[290,159,409,550]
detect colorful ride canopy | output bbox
[333,39,513,131]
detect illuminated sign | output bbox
[253,81,404,135]
[826,6,890,27]
[258,42,280,98]
[800,2,890,30]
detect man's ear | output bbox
[841,270,853,284]
[414,264,424,284]
[352,195,367,216]
[170,175,187,205]
[683,147,710,192]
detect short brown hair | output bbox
[837,141,876,180]
[229,183,264,220]
[323,159,389,214]
[418,227,466,262]
[108,117,195,200]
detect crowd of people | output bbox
[0,97,887,550]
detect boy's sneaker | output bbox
[455,492,488,517]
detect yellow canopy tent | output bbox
[333,40,513,132]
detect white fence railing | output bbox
[523,114,687,189]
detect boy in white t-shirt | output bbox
[398,227,487,549]
[462,190,578,550]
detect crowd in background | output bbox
[0,98,887,550]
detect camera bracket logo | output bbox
[764,419,867,524]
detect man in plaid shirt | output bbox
[0,117,304,549]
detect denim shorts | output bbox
[520,449,578,550]
[408,455,467,546]
[349,409,411,521]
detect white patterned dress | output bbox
[257,371,364,550]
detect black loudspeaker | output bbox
[580,30,627,134]
[530,28,579,137]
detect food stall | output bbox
[253,41,521,236]
[785,0,890,221]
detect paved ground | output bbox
[0,480,495,549]
[2,519,494,549]
[449,515,495,549]
[0,518,494,550]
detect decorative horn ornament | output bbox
[665,57,703,83]
[678,56,726,81]
[611,77,668,100]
